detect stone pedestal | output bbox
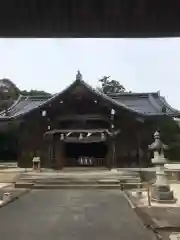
[151,158,176,203]
[150,160,176,203]
[32,157,41,172]
[149,131,176,203]
[3,192,12,202]
[151,185,175,203]
[110,168,118,173]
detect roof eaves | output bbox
[148,93,162,112]
[159,96,180,115]
[0,95,24,117]
[80,80,149,116]
[9,80,79,119]
[3,79,170,120]
[107,92,159,98]
[11,79,147,119]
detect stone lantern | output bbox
[148,131,176,203]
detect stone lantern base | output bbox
[151,184,176,203]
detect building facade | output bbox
[0,72,179,169]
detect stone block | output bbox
[151,184,176,203]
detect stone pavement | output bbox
[139,207,180,230]
[0,189,156,240]
[125,183,180,239]
[0,172,20,182]
[0,185,30,207]
[128,184,180,208]
[133,206,180,240]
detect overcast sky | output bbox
[0,38,179,109]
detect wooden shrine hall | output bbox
[0,71,179,169]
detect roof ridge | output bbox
[7,96,30,116]
[0,95,23,116]
[7,80,79,119]
[2,76,179,119]
[25,95,51,100]
[159,96,180,113]
[79,79,144,115]
[108,92,159,97]
[10,78,145,119]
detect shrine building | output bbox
[0,72,179,169]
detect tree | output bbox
[157,117,180,161]
[21,89,52,97]
[0,78,51,113]
[98,76,126,94]
[0,79,18,112]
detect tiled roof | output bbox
[0,95,49,119]
[109,92,180,116]
[0,79,179,119]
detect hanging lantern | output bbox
[60,134,64,140]
[79,133,83,140]
[42,110,47,116]
[111,109,115,115]
[87,132,92,138]
[101,133,105,140]
[48,125,51,130]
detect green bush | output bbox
[157,117,180,161]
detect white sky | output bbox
[0,38,179,109]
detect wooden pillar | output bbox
[54,140,64,170]
[48,142,55,168]
[111,135,116,168]
[136,130,141,167]
[44,133,54,168]
[107,135,116,169]
[105,138,112,169]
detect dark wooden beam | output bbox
[0,0,179,37]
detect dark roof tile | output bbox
[0,79,179,119]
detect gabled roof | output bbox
[109,92,180,117]
[0,95,50,119]
[0,75,179,119]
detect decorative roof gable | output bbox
[0,71,179,119]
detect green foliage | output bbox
[99,76,126,94]
[21,89,52,97]
[157,117,180,161]
[0,78,20,111]
[0,78,51,112]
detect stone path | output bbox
[140,207,180,229]
[169,232,180,240]
[0,189,156,240]
[0,172,19,182]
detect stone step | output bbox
[19,172,140,178]
[14,182,34,188]
[14,179,142,190]
[121,183,143,190]
[19,176,140,181]
[33,184,121,190]
[21,178,140,185]
[14,181,142,190]
[120,179,141,183]
[33,178,120,184]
